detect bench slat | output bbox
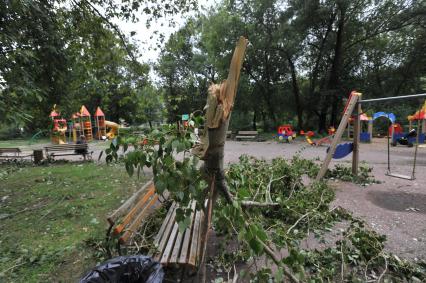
[171,201,196,264]
[153,202,176,246]
[169,225,185,264]
[108,180,154,225]
[237,131,258,135]
[156,206,177,258]
[45,144,88,149]
[177,202,197,265]
[113,187,155,235]
[119,194,159,244]
[160,222,179,264]
[0,148,21,153]
[188,211,202,267]
[235,135,256,139]
[196,211,205,267]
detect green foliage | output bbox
[206,155,422,281]
[0,0,198,130]
[105,118,206,231]
[156,0,426,130]
[326,163,380,186]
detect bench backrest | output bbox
[44,144,88,151]
[237,131,258,135]
[107,180,155,225]
[0,148,21,154]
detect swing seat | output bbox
[327,143,354,159]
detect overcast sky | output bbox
[115,0,217,66]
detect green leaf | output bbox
[178,216,191,233]
[248,238,263,255]
[172,139,180,151]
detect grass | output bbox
[0,138,50,148]
[0,162,145,282]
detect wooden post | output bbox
[315,92,361,181]
[352,102,361,175]
[368,120,373,142]
[347,122,351,139]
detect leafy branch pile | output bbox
[212,156,425,282]
[326,163,380,186]
[107,130,424,281]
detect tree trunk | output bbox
[318,107,328,133]
[325,4,346,130]
[252,111,257,130]
[287,55,303,130]
[330,95,339,127]
[196,37,248,282]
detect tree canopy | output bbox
[1,0,425,133]
[0,0,196,132]
[156,0,426,131]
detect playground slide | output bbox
[105,121,119,139]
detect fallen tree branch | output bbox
[260,239,300,283]
[241,200,279,207]
[377,255,388,283]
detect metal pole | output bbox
[387,119,391,173]
[360,93,426,104]
[412,119,421,180]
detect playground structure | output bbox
[304,127,336,146]
[71,113,81,142]
[407,100,426,142]
[105,121,119,139]
[49,105,67,144]
[79,105,93,142]
[48,105,120,144]
[347,113,372,142]
[95,107,107,140]
[316,92,426,182]
[305,135,332,146]
[277,124,296,142]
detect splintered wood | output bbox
[195,36,248,160]
[206,37,248,129]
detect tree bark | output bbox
[196,37,248,282]
[326,4,346,128]
[252,111,257,130]
[287,55,303,130]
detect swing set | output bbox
[316,92,426,181]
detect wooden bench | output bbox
[235,130,259,141]
[107,180,162,248]
[0,147,33,160]
[107,180,206,273]
[153,200,205,271]
[44,144,93,160]
[0,147,21,158]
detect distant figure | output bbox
[76,135,88,158]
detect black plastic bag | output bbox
[80,255,164,283]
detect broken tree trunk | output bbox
[196,36,248,282]
[194,36,299,283]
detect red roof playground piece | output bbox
[49,110,59,117]
[80,105,91,117]
[94,107,105,117]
